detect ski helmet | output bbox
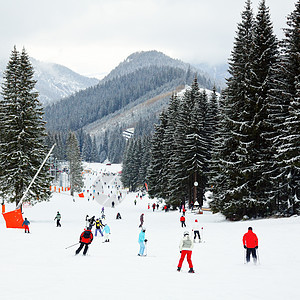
[184,231,189,236]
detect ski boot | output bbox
[188,268,195,273]
[177,267,181,272]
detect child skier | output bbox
[54,211,61,227]
[192,219,201,242]
[103,224,111,242]
[243,227,258,263]
[75,227,94,256]
[177,231,194,273]
[138,227,147,256]
[22,217,30,233]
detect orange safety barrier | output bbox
[2,206,24,229]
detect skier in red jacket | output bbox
[75,227,94,256]
[243,227,258,263]
[180,215,186,227]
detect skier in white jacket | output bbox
[177,231,195,273]
[192,219,201,242]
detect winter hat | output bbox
[183,231,189,236]
[248,227,253,231]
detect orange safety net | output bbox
[2,207,24,229]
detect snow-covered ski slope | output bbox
[0,163,299,300]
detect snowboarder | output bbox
[139,213,144,228]
[22,217,30,233]
[177,231,194,273]
[75,227,94,256]
[180,215,186,227]
[192,219,201,242]
[54,211,61,227]
[95,218,104,237]
[116,212,122,219]
[138,227,147,256]
[243,227,258,263]
[103,224,111,242]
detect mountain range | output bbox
[0,58,99,106]
[44,51,218,137]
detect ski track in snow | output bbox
[0,163,299,300]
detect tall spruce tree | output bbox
[210,0,279,219]
[0,47,52,206]
[67,132,83,196]
[267,1,300,215]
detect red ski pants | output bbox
[178,250,193,268]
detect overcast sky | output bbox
[0,0,296,77]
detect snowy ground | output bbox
[0,163,299,300]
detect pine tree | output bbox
[91,136,99,162]
[0,47,52,206]
[267,1,300,215]
[67,132,83,196]
[147,111,169,199]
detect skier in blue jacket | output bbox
[103,224,111,242]
[138,227,147,256]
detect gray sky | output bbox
[0,0,296,77]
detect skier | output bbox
[134,199,137,205]
[152,203,156,211]
[75,227,94,256]
[103,224,111,242]
[138,227,147,256]
[116,212,122,219]
[192,219,201,242]
[180,215,186,227]
[112,201,115,208]
[95,218,104,237]
[54,211,61,227]
[139,213,144,228]
[243,227,258,263]
[22,217,30,233]
[87,216,96,228]
[177,231,194,273]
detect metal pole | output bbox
[16,144,56,209]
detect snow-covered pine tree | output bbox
[91,136,99,162]
[138,135,151,188]
[0,47,52,206]
[268,1,300,215]
[241,0,279,216]
[170,78,209,207]
[82,133,92,162]
[146,111,169,199]
[67,131,83,196]
[121,138,141,191]
[210,0,255,219]
[162,94,181,205]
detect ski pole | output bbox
[145,241,148,256]
[65,242,80,249]
[201,227,204,242]
[256,248,260,265]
